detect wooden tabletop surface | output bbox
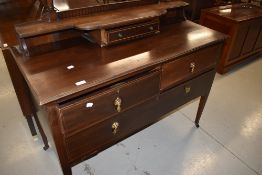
[11,21,227,105]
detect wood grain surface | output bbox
[11,21,226,105]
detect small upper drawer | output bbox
[59,71,160,137]
[107,20,159,44]
[85,18,160,47]
[161,44,221,90]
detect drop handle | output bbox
[112,122,120,135]
[190,62,196,73]
[114,97,122,112]
[185,86,191,94]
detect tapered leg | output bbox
[61,166,72,175]
[33,113,49,150]
[2,49,37,135]
[26,115,37,136]
[195,95,208,128]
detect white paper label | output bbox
[75,80,86,86]
[86,102,94,108]
[67,65,75,70]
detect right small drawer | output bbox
[161,44,221,90]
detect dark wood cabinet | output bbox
[1,1,226,175]
[8,21,226,174]
[200,3,262,74]
[184,0,242,20]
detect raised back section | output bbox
[15,1,188,56]
[17,28,83,56]
[54,0,158,19]
[43,0,159,21]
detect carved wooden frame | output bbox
[45,0,159,21]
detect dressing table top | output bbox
[11,21,226,105]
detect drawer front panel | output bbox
[65,104,153,162]
[59,71,160,136]
[160,70,215,111]
[161,44,220,90]
[107,20,159,44]
[65,70,215,162]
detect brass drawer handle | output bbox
[149,26,154,31]
[114,97,122,112]
[185,86,191,94]
[112,122,119,135]
[118,33,123,38]
[190,62,196,73]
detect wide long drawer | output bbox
[65,70,216,162]
[59,71,160,137]
[161,44,221,90]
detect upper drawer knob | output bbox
[190,62,196,73]
[185,86,191,94]
[114,97,122,112]
[149,26,154,31]
[118,33,123,38]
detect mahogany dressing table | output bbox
[2,0,226,174]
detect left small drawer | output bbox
[59,71,160,137]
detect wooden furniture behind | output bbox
[2,1,226,175]
[200,3,262,74]
[243,0,262,6]
[184,0,242,20]
[184,0,216,20]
